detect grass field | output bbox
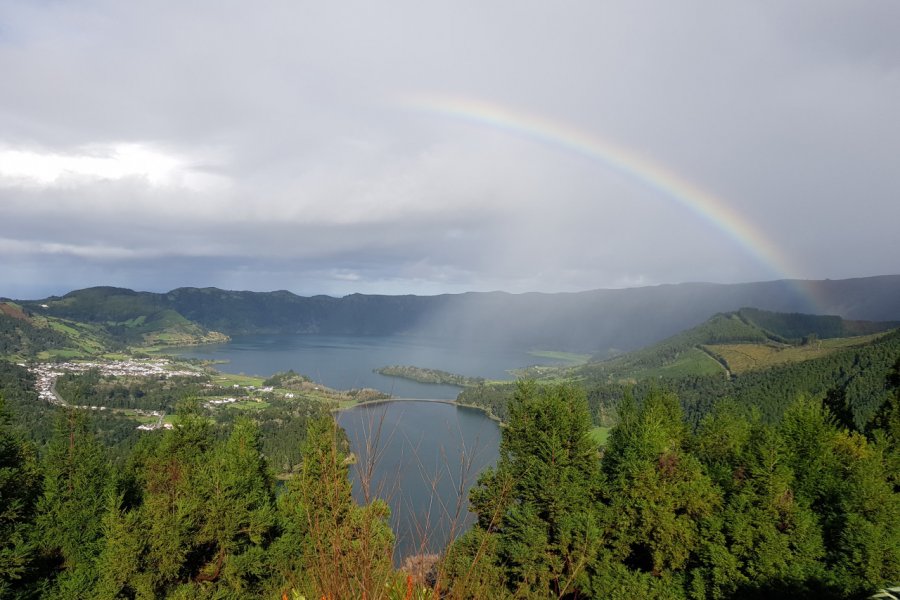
[228,400,271,411]
[628,347,726,380]
[209,372,267,387]
[590,426,611,446]
[706,332,888,374]
[528,350,592,365]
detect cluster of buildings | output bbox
[204,397,238,408]
[26,358,202,406]
[132,407,172,431]
[24,359,201,430]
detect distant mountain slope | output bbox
[15,274,900,354]
[570,308,899,383]
[460,313,900,429]
[737,307,896,341]
[4,289,227,356]
[0,304,72,357]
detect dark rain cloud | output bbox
[1,0,898,299]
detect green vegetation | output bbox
[737,306,898,341]
[5,361,898,598]
[12,276,900,356]
[0,308,72,358]
[527,350,591,365]
[1,292,230,361]
[708,332,888,374]
[375,365,486,387]
[562,308,898,384]
[262,369,310,388]
[443,380,900,599]
[458,312,900,430]
[588,425,610,446]
[2,294,900,598]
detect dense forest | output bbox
[445,378,900,599]
[2,355,899,598]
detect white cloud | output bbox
[0,143,229,192]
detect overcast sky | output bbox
[1,1,898,299]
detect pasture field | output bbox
[706,332,888,374]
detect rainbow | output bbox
[401,94,805,288]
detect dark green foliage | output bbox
[0,362,56,448]
[55,371,209,412]
[738,307,898,341]
[18,275,900,353]
[0,396,42,597]
[447,373,900,599]
[591,390,722,596]
[35,410,110,597]
[0,313,71,357]
[95,408,279,599]
[375,365,485,387]
[261,369,309,388]
[870,358,900,442]
[2,316,899,599]
[580,312,770,377]
[271,416,395,598]
[457,382,516,421]
[460,318,900,434]
[584,328,900,430]
[448,383,602,598]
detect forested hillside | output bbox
[0,311,71,357]
[445,380,900,599]
[460,312,900,428]
[3,289,900,598]
[2,367,898,598]
[15,274,900,354]
[0,295,226,360]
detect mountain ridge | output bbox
[10,274,900,354]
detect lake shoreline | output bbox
[333,396,504,424]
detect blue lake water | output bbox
[337,400,501,560]
[171,333,564,399]
[170,334,545,558]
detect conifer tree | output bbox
[272,415,394,599]
[94,399,217,598]
[448,383,602,599]
[0,396,42,597]
[36,409,110,597]
[194,417,277,594]
[590,389,719,598]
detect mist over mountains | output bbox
[16,274,900,354]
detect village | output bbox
[23,358,204,430]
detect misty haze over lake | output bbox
[171,333,574,399]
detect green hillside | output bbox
[13,274,900,353]
[737,306,899,340]
[4,291,227,359]
[707,332,889,374]
[571,308,898,384]
[459,310,900,428]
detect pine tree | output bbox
[193,418,277,594]
[272,415,394,599]
[94,399,217,598]
[36,409,110,597]
[0,396,42,597]
[448,383,602,599]
[590,389,720,598]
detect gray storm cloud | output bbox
[0,0,898,298]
